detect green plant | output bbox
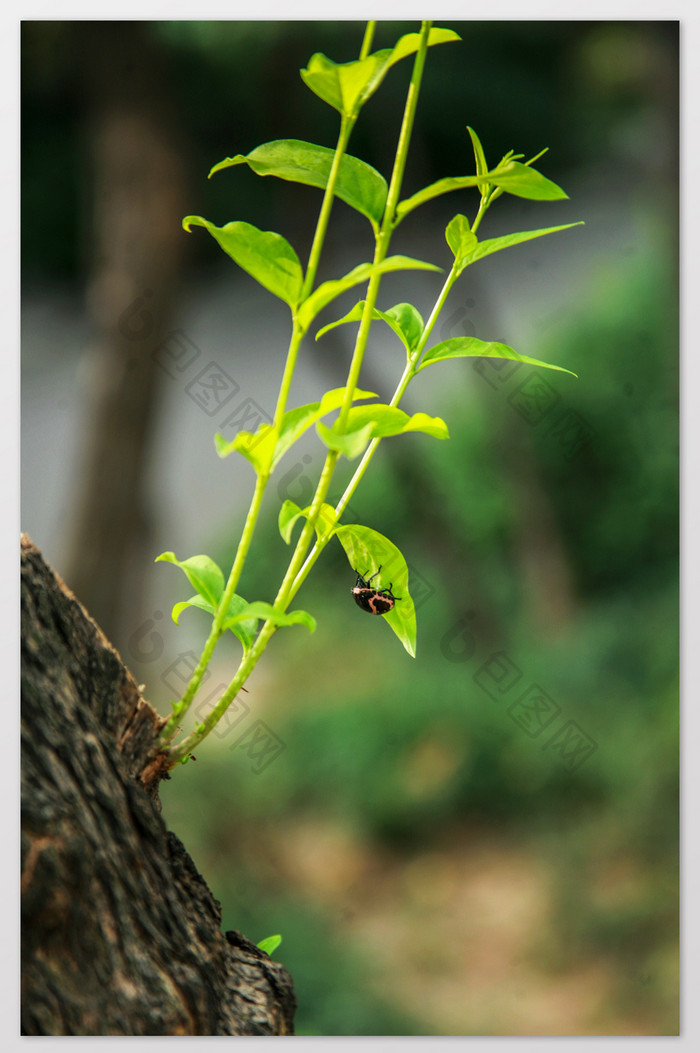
[257,934,283,957]
[156,20,581,767]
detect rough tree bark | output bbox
[20,534,296,1036]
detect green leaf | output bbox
[397,175,485,221]
[183,216,303,308]
[300,28,459,119]
[214,423,278,476]
[382,302,425,354]
[297,255,440,333]
[316,403,448,457]
[388,27,461,65]
[335,524,417,657]
[417,337,578,378]
[396,161,568,222]
[171,594,214,625]
[467,126,489,186]
[170,591,258,654]
[257,934,283,956]
[445,214,478,270]
[449,220,585,274]
[300,51,383,117]
[316,419,376,459]
[155,552,225,608]
[272,386,376,469]
[278,500,338,544]
[316,300,424,357]
[278,499,305,544]
[209,140,388,230]
[341,404,449,440]
[481,160,568,201]
[226,601,316,634]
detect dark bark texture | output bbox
[20,534,296,1036]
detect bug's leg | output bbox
[367,566,381,585]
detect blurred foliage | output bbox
[23,18,678,1036]
[161,233,678,1034]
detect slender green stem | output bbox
[273,20,435,597]
[160,32,369,746]
[166,22,435,764]
[301,117,354,304]
[284,190,491,605]
[359,20,376,59]
[337,19,432,432]
[287,256,461,600]
[160,470,268,742]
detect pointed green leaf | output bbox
[279,500,338,544]
[297,255,440,333]
[452,221,585,273]
[445,214,478,269]
[314,299,369,340]
[388,27,460,66]
[300,28,459,119]
[171,594,214,625]
[209,140,388,230]
[220,594,259,650]
[278,500,305,545]
[396,175,486,221]
[417,337,577,377]
[183,216,303,308]
[316,419,376,459]
[272,387,376,469]
[316,299,424,356]
[481,160,568,201]
[382,302,425,354]
[226,601,316,634]
[335,524,417,657]
[467,126,489,185]
[155,552,225,607]
[215,423,278,476]
[257,935,283,956]
[300,51,382,116]
[170,591,258,653]
[341,404,449,440]
[396,161,568,222]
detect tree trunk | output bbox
[63,21,188,648]
[20,534,296,1036]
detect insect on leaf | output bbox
[335,524,417,657]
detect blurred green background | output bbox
[22,20,678,1036]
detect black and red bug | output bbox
[351,566,401,616]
